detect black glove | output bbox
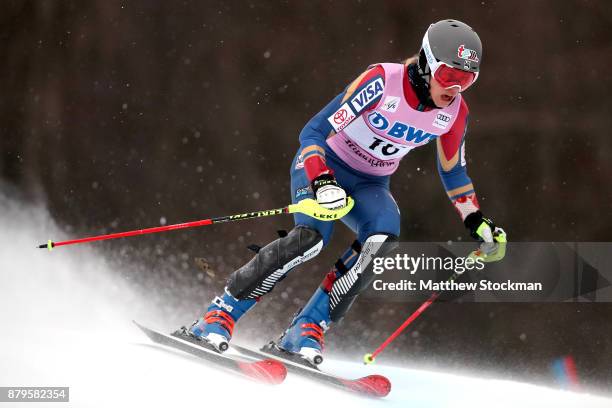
[464,211,496,241]
[311,173,347,210]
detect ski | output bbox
[133,321,287,385]
[230,342,391,397]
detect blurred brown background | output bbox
[1,0,611,392]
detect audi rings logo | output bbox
[333,109,348,124]
[432,112,453,130]
[436,113,451,123]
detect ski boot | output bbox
[189,289,256,352]
[274,287,331,366]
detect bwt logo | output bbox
[367,112,436,144]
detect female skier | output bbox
[187,19,506,366]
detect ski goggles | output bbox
[422,32,478,91]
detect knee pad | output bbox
[227,225,323,299]
[326,233,398,322]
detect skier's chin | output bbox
[432,94,453,108]
[439,94,455,107]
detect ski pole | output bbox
[363,271,460,365]
[363,233,507,365]
[37,197,355,251]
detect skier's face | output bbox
[429,76,461,108]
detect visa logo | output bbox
[367,112,436,144]
[350,78,384,112]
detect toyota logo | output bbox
[333,109,347,124]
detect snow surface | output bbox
[1,195,611,408]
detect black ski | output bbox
[231,342,391,397]
[133,321,287,384]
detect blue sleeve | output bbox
[298,92,345,152]
[437,145,474,198]
[436,114,475,200]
